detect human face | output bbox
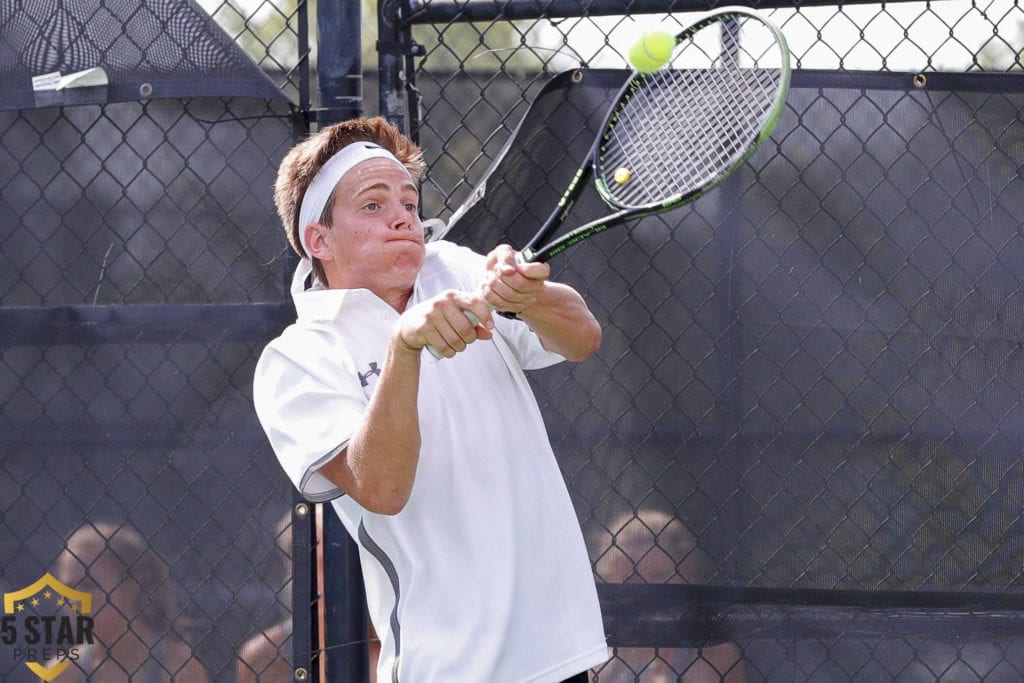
[313,158,425,306]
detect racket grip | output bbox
[425,310,483,360]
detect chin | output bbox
[394,243,425,267]
[395,254,425,274]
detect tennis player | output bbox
[253,117,608,681]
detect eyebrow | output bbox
[355,181,418,196]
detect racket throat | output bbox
[519,247,538,263]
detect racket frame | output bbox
[520,7,791,263]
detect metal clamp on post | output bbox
[375,39,426,57]
[304,99,364,126]
[378,0,422,134]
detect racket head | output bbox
[595,8,791,211]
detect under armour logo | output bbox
[358,362,381,387]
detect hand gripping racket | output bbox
[518,7,791,264]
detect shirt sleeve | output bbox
[432,240,566,370]
[253,326,367,502]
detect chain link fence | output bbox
[389,0,1024,680]
[5,0,1024,681]
[1,0,307,680]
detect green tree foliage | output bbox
[199,0,301,71]
[199,0,552,75]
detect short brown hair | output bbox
[274,117,426,279]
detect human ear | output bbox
[304,223,334,261]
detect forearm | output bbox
[519,281,602,361]
[319,334,422,515]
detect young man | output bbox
[254,117,608,681]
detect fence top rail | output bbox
[404,0,928,24]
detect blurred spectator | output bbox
[54,522,210,682]
[594,509,746,682]
[236,511,293,683]
[236,619,291,683]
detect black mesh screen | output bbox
[441,67,1024,678]
[0,0,287,109]
[0,98,293,305]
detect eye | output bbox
[363,202,380,211]
[404,203,417,212]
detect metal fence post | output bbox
[378,0,424,136]
[322,511,371,682]
[291,497,316,682]
[313,1,369,679]
[377,0,406,132]
[317,0,364,125]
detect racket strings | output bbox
[599,17,784,209]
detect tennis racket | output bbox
[517,7,791,264]
[427,8,789,357]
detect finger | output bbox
[482,280,519,313]
[487,268,543,306]
[451,290,497,327]
[422,320,459,359]
[486,244,517,271]
[427,297,489,358]
[516,259,551,281]
[413,308,464,360]
[442,311,478,350]
[434,287,502,354]
[462,305,494,341]
[426,310,491,358]
[424,329,468,359]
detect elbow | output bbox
[561,318,602,362]
[371,497,409,517]
[325,464,413,516]
[585,319,603,358]
[331,441,419,516]
[360,484,413,516]
[367,501,408,516]
[573,321,602,362]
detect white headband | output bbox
[296,142,407,258]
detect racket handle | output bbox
[425,309,483,360]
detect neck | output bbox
[379,286,413,312]
[324,270,416,312]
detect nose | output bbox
[390,206,419,232]
[391,213,410,230]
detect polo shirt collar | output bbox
[289,257,429,323]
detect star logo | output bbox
[3,573,93,681]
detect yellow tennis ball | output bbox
[629,29,675,73]
[613,167,632,184]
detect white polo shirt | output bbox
[254,241,608,682]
